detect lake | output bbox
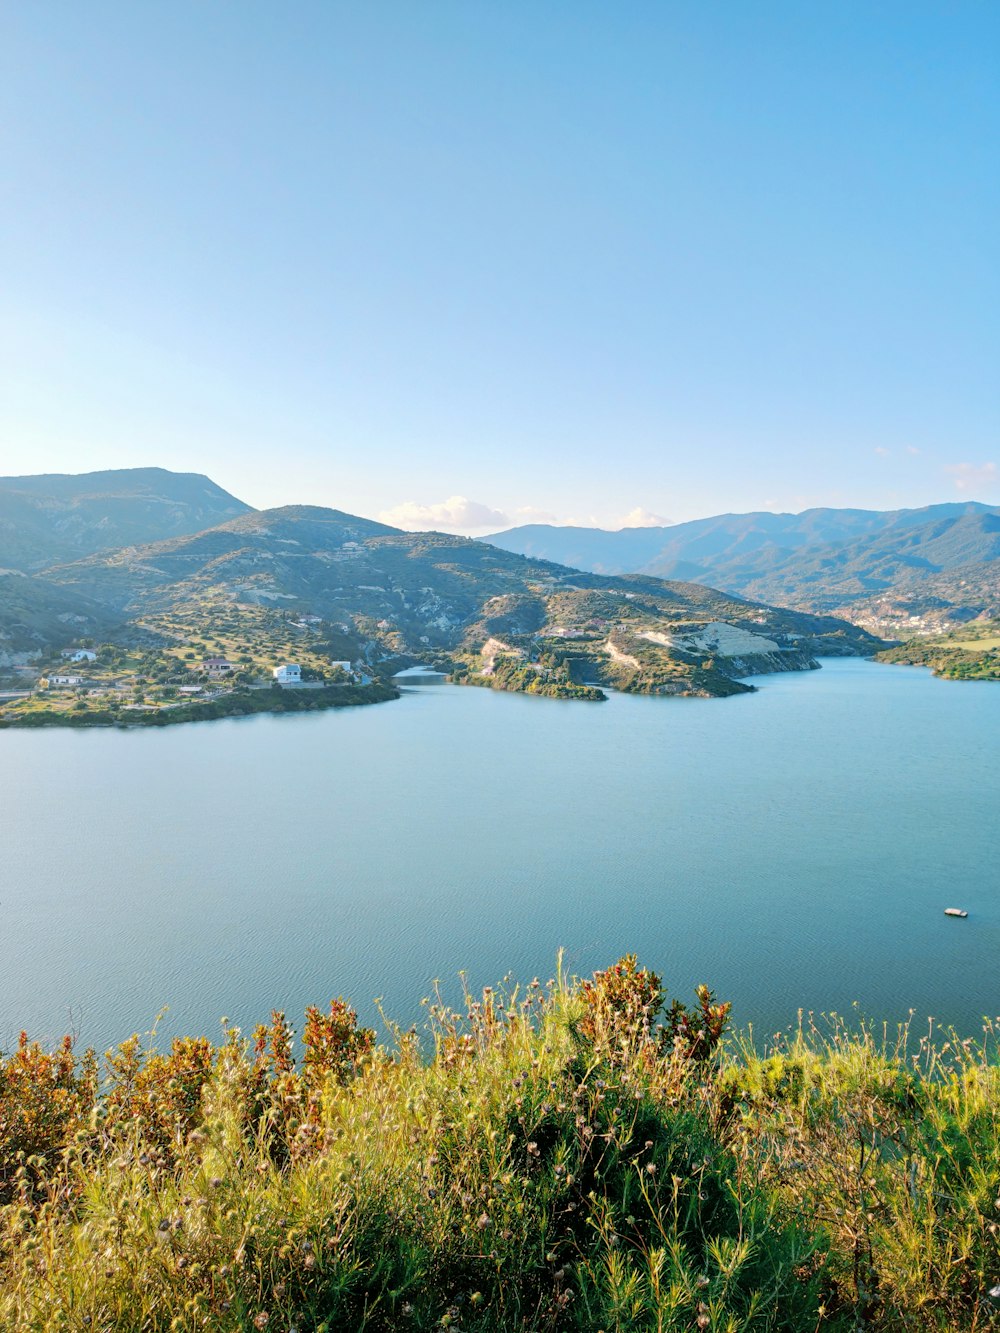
[2,658,998,1055]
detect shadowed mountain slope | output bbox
[487,503,1000,632]
[0,571,120,661]
[0,467,253,572]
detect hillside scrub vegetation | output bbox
[2,959,999,1330]
[876,619,1000,681]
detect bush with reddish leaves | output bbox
[579,954,730,1064]
[0,1033,97,1201]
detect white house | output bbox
[61,649,97,662]
[273,663,302,685]
[203,657,235,676]
[44,675,84,688]
[330,660,353,674]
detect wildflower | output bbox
[477,1212,490,1230]
[645,1162,656,1176]
[253,1315,270,1330]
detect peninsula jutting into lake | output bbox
[1,467,889,728]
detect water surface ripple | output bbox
[2,659,997,1051]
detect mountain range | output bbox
[0,469,880,698]
[487,502,1000,634]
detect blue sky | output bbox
[1,2,997,530]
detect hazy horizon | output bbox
[4,458,1000,538]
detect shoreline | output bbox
[0,680,400,730]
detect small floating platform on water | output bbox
[944,907,969,918]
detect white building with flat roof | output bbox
[273,663,302,684]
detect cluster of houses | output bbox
[38,644,358,697]
[272,661,354,684]
[44,648,100,688]
[201,659,355,686]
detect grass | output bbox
[2,960,1000,1330]
[941,635,1000,652]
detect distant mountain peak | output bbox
[0,466,254,572]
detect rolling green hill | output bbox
[38,503,882,700]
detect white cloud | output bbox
[873,445,921,459]
[513,505,559,524]
[944,462,998,493]
[615,506,672,528]
[377,497,672,534]
[378,495,510,533]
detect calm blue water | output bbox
[2,658,998,1054]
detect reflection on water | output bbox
[394,666,448,686]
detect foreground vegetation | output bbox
[3,960,999,1331]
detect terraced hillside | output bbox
[38,504,882,701]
